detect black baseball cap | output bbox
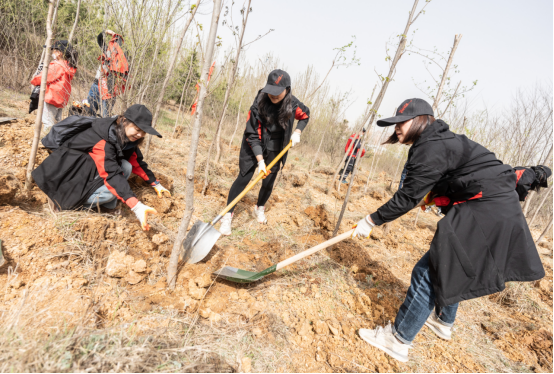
[261,69,291,96]
[124,104,162,138]
[376,98,434,127]
[533,165,552,188]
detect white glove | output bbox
[291,131,301,147]
[131,202,158,231]
[255,159,269,178]
[152,181,171,198]
[352,215,375,239]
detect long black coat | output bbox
[370,120,544,307]
[32,117,156,210]
[239,91,310,175]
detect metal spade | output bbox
[213,229,355,283]
[180,141,293,264]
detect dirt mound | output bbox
[314,166,334,175]
[0,172,19,204]
[304,204,334,231]
[284,171,307,187]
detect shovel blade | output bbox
[181,220,221,264]
[213,264,277,283]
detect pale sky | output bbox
[193,0,553,123]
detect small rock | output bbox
[125,270,144,285]
[351,265,359,273]
[188,279,205,300]
[329,324,340,336]
[300,287,307,293]
[152,233,169,245]
[9,279,25,289]
[106,250,135,278]
[314,320,329,335]
[297,320,313,336]
[72,278,88,288]
[209,311,222,322]
[268,293,278,301]
[194,273,212,288]
[230,291,239,300]
[241,357,252,373]
[132,259,147,273]
[199,308,211,319]
[253,327,263,336]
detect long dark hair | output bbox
[383,115,435,145]
[115,116,145,147]
[257,88,293,130]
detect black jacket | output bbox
[239,91,310,175]
[513,167,536,201]
[32,117,156,210]
[370,120,544,306]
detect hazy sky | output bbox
[193,0,553,123]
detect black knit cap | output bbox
[377,98,434,127]
[261,69,291,96]
[124,104,162,138]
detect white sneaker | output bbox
[425,312,452,340]
[219,213,233,236]
[359,324,411,363]
[252,205,267,224]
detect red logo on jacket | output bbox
[398,100,412,114]
[274,74,283,85]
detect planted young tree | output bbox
[167,0,222,290]
[332,0,429,236]
[201,0,252,194]
[25,0,57,190]
[529,185,553,227]
[144,0,201,158]
[172,52,196,137]
[67,0,81,44]
[228,90,245,147]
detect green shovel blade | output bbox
[213,264,277,283]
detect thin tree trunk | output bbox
[432,34,462,112]
[25,0,56,190]
[364,127,387,192]
[308,117,332,175]
[144,0,200,158]
[332,0,423,234]
[202,0,252,193]
[167,0,222,290]
[413,209,421,227]
[172,52,195,137]
[528,185,552,227]
[536,217,553,244]
[523,144,553,216]
[67,0,81,44]
[228,93,244,148]
[389,150,404,189]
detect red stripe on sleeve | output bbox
[89,140,125,202]
[295,107,309,120]
[258,120,262,140]
[515,169,525,185]
[129,152,149,181]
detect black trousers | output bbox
[342,156,357,180]
[227,150,281,213]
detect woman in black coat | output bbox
[351,98,544,363]
[219,69,310,235]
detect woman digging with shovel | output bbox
[349,98,545,363]
[219,69,310,235]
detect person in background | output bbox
[350,98,544,363]
[219,69,310,235]
[341,129,366,184]
[30,40,77,130]
[87,30,129,117]
[32,105,171,231]
[514,165,551,201]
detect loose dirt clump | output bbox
[304,204,333,231]
[0,172,19,204]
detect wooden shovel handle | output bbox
[276,229,355,270]
[213,141,293,223]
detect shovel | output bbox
[213,229,355,283]
[181,141,293,264]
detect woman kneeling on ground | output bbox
[219,69,310,235]
[33,104,171,231]
[350,98,544,362]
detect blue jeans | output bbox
[393,251,459,344]
[85,160,132,209]
[87,80,116,118]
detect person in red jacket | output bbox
[30,40,77,130]
[32,105,171,231]
[341,128,366,183]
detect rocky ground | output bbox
[0,89,552,372]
